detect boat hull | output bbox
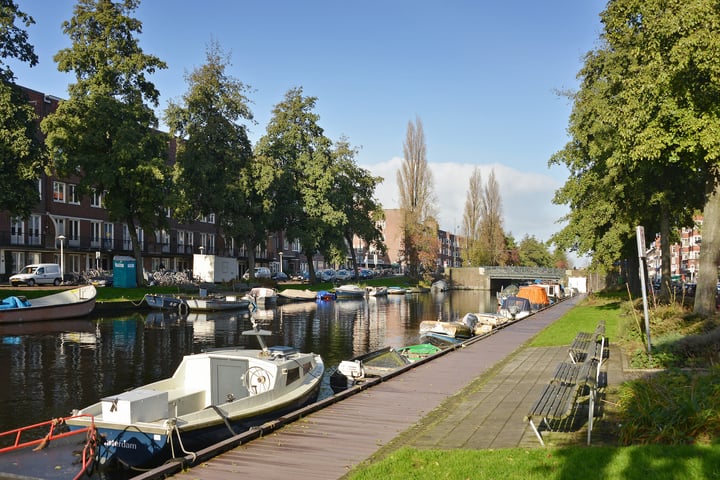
[144,293,186,310]
[0,285,96,324]
[89,380,322,468]
[67,346,324,469]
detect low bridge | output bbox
[448,266,568,291]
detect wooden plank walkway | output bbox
[135,296,586,480]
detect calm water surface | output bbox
[0,289,495,434]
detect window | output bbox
[53,181,66,202]
[68,184,80,205]
[28,215,41,246]
[91,221,101,248]
[91,190,103,208]
[103,223,114,249]
[10,217,24,244]
[67,219,80,245]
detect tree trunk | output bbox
[126,218,144,287]
[695,180,720,317]
[246,240,257,281]
[659,206,673,301]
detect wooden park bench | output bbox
[567,320,606,364]
[524,321,607,446]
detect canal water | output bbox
[0,289,495,436]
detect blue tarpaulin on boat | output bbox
[0,296,31,309]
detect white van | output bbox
[9,263,63,287]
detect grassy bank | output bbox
[345,291,720,480]
[1,276,416,303]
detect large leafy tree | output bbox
[550,0,708,300]
[0,1,44,215]
[164,40,257,272]
[42,0,170,285]
[331,138,386,277]
[254,87,343,283]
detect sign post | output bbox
[636,226,652,356]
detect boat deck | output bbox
[135,295,603,480]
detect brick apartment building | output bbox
[0,87,461,281]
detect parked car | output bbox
[272,271,289,281]
[292,271,309,282]
[359,268,374,280]
[319,269,336,282]
[242,267,271,280]
[334,269,352,282]
[9,263,63,287]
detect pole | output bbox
[636,226,652,356]
[57,235,65,282]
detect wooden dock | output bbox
[135,296,584,480]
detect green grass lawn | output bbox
[347,444,719,480]
[345,291,720,480]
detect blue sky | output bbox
[10,1,606,266]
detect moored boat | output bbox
[498,295,533,320]
[0,285,97,324]
[334,284,366,299]
[387,286,407,295]
[184,294,252,311]
[397,343,442,361]
[365,286,387,297]
[246,287,277,304]
[66,322,324,469]
[418,316,476,340]
[330,346,410,392]
[144,293,186,311]
[277,288,317,302]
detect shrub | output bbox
[617,366,720,445]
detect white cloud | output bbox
[361,157,574,253]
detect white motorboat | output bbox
[66,322,324,469]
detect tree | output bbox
[461,168,506,266]
[0,0,37,82]
[164,40,257,276]
[331,138,386,278]
[550,0,708,300]
[478,169,506,266]
[461,167,482,266]
[518,235,552,267]
[42,0,170,286]
[254,87,343,283]
[0,1,44,215]
[397,116,436,278]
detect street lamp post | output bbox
[57,235,66,282]
[279,252,283,274]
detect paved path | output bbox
[139,294,620,480]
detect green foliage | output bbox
[0,0,38,82]
[42,0,170,284]
[0,1,43,214]
[518,234,553,267]
[618,367,720,445]
[164,40,254,223]
[254,87,344,282]
[0,82,45,215]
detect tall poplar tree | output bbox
[42,0,170,285]
[461,167,482,266]
[397,116,436,278]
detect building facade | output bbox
[1,87,463,282]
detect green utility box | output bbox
[113,256,137,288]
